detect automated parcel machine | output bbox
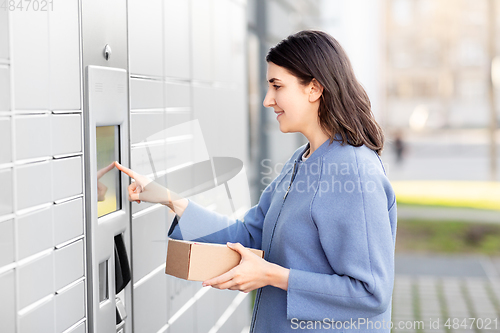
[84,65,132,333]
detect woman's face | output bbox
[263,62,320,135]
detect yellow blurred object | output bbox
[98,197,118,217]
[391,181,500,211]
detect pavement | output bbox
[393,254,500,333]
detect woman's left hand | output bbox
[202,242,289,293]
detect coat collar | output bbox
[297,134,343,163]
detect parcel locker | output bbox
[15,114,51,161]
[53,197,84,246]
[1,0,255,330]
[18,252,54,310]
[54,280,86,333]
[11,9,49,110]
[0,270,15,333]
[17,207,53,260]
[15,161,52,211]
[163,0,191,79]
[18,298,55,333]
[0,219,14,268]
[0,67,9,112]
[48,0,80,111]
[84,65,132,333]
[0,117,12,163]
[0,168,13,215]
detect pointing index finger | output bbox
[114,161,135,179]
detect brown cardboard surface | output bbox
[165,238,264,281]
[165,238,191,279]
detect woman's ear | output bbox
[308,78,324,103]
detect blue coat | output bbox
[169,137,397,332]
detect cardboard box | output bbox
[165,238,264,281]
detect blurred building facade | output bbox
[246,0,324,203]
[384,0,500,131]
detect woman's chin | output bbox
[278,125,288,133]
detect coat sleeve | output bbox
[168,160,294,250]
[286,148,397,321]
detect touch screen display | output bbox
[96,126,121,217]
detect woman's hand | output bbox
[114,161,154,204]
[202,242,290,293]
[114,161,189,216]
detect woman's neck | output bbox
[305,132,330,156]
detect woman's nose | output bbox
[263,90,275,108]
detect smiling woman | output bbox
[117,30,397,333]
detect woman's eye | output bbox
[273,85,281,90]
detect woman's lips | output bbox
[276,111,284,119]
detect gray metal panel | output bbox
[53,197,84,246]
[80,0,128,70]
[132,201,159,215]
[130,112,165,144]
[131,144,167,177]
[167,277,198,319]
[15,114,52,161]
[0,219,14,268]
[51,114,82,156]
[203,87,248,160]
[133,270,167,333]
[164,0,191,79]
[191,0,213,81]
[19,297,55,333]
[0,168,13,215]
[217,294,252,333]
[48,0,81,111]
[0,117,11,163]
[52,156,83,201]
[128,0,164,77]
[165,111,191,130]
[0,67,10,111]
[16,161,52,210]
[55,280,85,333]
[11,10,50,110]
[67,322,86,333]
[213,0,233,84]
[0,270,15,333]
[129,78,164,110]
[17,206,53,260]
[165,82,191,108]
[0,9,8,60]
[228,1,246,86]
[131,206,167,283]
[193,287,228,332]
[166,299,195,333]
[18,251,54,309]
[54,239,85,291]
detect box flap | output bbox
[165,238,191,279]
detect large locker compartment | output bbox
[1,0,251,332]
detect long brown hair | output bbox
[266,30,385,155]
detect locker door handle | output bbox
[114,233,130,325]
[114,233,131,294]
